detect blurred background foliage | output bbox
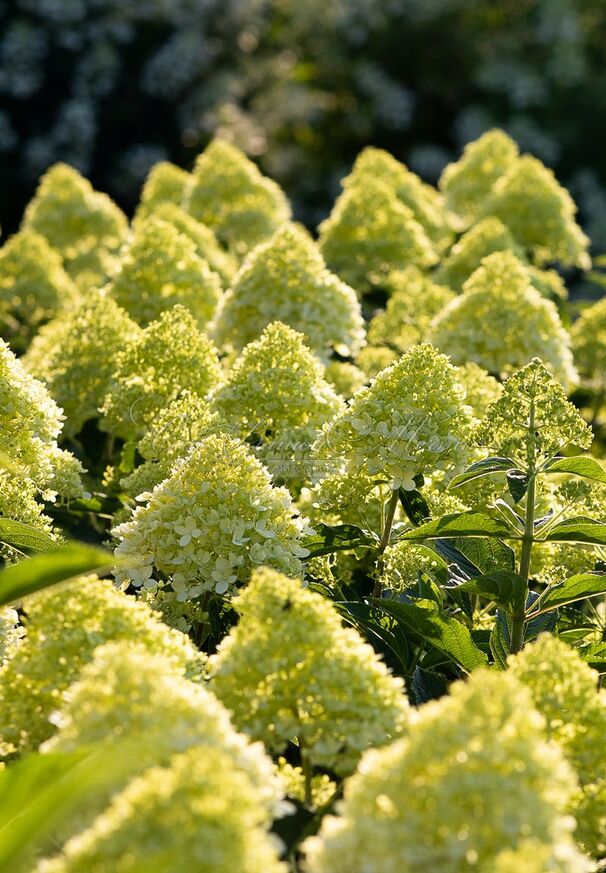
[2,0,606,246]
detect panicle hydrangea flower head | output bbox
[380,542,444,593]
[185,138,291,258]
[22,162,127,288]
[323,361,367,398]
[571,296,606,383]
[138,201,237,286]
[0,472,55,560]
[113,434,308,603]
[107,216,222,328]
[314,343,473,491]
[431,251,577,385]
[475,358,592,464]
[0,608,23,666]
[210,566,409,775]
[454,362,503,420]
[44,446,86,503]
[100,304,221,440]
[277,757,336,809]
[0,575,200,756]
[212,321,345,477]
[23,292,140,437]
[37,747,287,873]
[318,175,437,294]
[481,155,590,269]
[213,222,365,359]
[367,266,456,353]
[304,668,586,873]
[0,229,79,348]
[345,147,452,252]
[120,391,221,499]
[509,634,606,856]
[435,216,525,291]
[439,128,519,228]
[43,641,284,833]
[135,160,190,216]
[355,344,398,379]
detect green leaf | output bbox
[373,597,487,673]
[411,665,447,704]
[450,537,516,574]
[449,457,515,489]
[578,642,606,673]
[0,519,57,552]
[458,571,527,614]
[0,544,113,607]
[489,610,511,670]
[506,470,529,503]
[401,512,516,542]
[302,523,379,557]
[397,487,430,526]
[542,516,606,545]
[545,456,606,484]
[529,572,606,616]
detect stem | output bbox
[373,488,399,598]
[510,398,536,654]
[301,745,313,808]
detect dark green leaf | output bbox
[542,516,606,546]
[302,524,379,557]
[397,487,430,526]
[545,456,606,484]
[458,571,527,613]
[401,512,516,542]
[451,537,516,574]
[529,572,606,615]
[507,469,529,503]
[0,519,57,552]
[373,597,487,673]
[578,642,606,673]
[0,544,113,607]
[449,457,515,489]
[411,666,447,704]
[489,609,511,670]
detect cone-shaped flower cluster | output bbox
[212,321,345,476]
[24,292,140,436]
[186,138,291,257]
[304,669,589,873]
[113,434,308,602]
[571,295,606,383]
[436,216,524,291]
[100,304,221,440]
[454,361,502,420]
[107,216,222,327]
[22,162,127,288]
[510,634,606,856]
[367,266,456,354]
[439,129,520,228]
[0,576,200,756]
[431,251,577,384]
[314,343,472,490]
[214,223,365,358]
[135,160,191,217]
[476,358,592,463]
[319,175,437,293]
[210,567,408,774]
[0,230,79,348]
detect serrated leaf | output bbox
[397,487,429,526]
[458,571,526,613]
[451,536,516,574]
[529,572,606,616]
[373,596,487,673]
[545,456,606,484]
[0,519,57,553]
[0,544,113,607]
[449,457,515,489]
[302,523,379,557]
[489,609,511,669]
[401,512,516,542]
[542,516,606,545]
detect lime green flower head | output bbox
[0,575,199,756]
[0,472,55,559]
[476,358,592,464]
[185,138,291,258]
[367,266,456,353]
[481,155,590,269]
[431,251,577,385]
[439,129,519,228]
[304,669,586,873]
[435,216,525,291]
[380,542,444,593]
[315,343,473,490]
[136,160,190,216]
[319,175,437,294]
[571,296,606,382]
[100,304,221,441]
[113,434,308,603]
[355,344,399,379]
[345,147,452,252]
[120,391,221,499]
[138,202,237,286]
[0,229,79,349]
[212,321,345,477]
[38,747,287,873]
[108,216,222,327]
[509,634,606,856]
[22,162,127,288]
[324,360,367,398]
[44,446,86,503]
[213,223,365,359]
[0,608,23,666]
[455,361,502,420]
[23,292,140,437]
[210,566,408,775]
